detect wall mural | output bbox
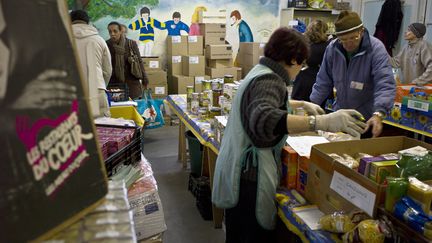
[68,0,279,59]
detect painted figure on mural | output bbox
[190,6,207,36]
[128,7,166,57]
[230,10,253,42]
[165,11,189,36]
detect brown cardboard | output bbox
[199,23,226,35]
[238,52,262,67]
[242,65,255,78]
[205,67,239,80]
[182,56,205,76]
[306,136,432,216]
[205,45,233,60]
[187,36,204,55]
[167,55,183,75]
[148,83,168,99]
[204,35,226,46]
[207,59,233,68]
[194,75,211,93]
[170,75,194,94]
[142,56,162,70]
[238,42,266,56]
[146,70,168,86]
[167,36,188,56]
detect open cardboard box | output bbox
[305,136,432,217]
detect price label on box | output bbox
[195,76,204,85]
[149,61,159,69]
[172,56,181,63]
[408,100,429,112]
[259,43,266,49]
[171,36,181,43]
[188,36,198,43]
[154,87,165,95]
[189,56,199,64]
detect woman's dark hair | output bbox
[70,10,89,24]
[264,27,309,66]
[108,21,122,30]
[305,20,328,44]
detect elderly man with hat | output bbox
[310,10,396,138]
[390,23,432,85]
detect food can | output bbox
[191,99,199,114]
[209,107,222,118]
[211,80,220,90]
[224,74,234,84]
[198,108,208,120]
[202,80,212,91]
[186,86,194,98]
[212,89,223,107]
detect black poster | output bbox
[0,0,108,242]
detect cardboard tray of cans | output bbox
[96,125,143,176]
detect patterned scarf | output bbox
[108,35,126,82]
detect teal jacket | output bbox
[212,64,288,230]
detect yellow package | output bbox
[319,212,355,233]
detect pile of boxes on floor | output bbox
[166,23,242,95]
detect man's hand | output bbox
[365,114,383,138]
[12,69,77,110]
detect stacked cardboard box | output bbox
[166,35,209,94]
[238,42,266,78]
[142,56,162,71]
[147,70,168,99]
[204,44,241,81]
[199,23,226,46]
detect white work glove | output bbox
[315,109,367,137]
[301,101,325,115]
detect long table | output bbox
[165,95,223,228]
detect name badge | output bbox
[350,81,364,90]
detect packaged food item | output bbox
[368,160,398,184]
[407,177,432,216]
[399,146,429,157]
[397,152,432,180]
[342,219,385,243]
[385,177,408,212]
[328,153,359,170]
[394,196,432,234]
[224,74,234,84]
[201,80,212,91]
[319,212,355,233]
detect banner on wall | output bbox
[0,0,108,242]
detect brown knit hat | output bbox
[335,10,363,35]
[408,23,426,38]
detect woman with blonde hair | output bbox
[292,19,330,103]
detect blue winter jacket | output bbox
[165,20,190,36]
[310,30,395,119]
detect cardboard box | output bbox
[306,136,432,217]
[207,59,233,68]
[146,70,167,85]
[205,45,233,59]
[167,36,188,56]
[170,75,194,94]
[199,23,226,36]
[239,42,266,56]
[142,56,162,70]
[238,52,262,67]
[242,65,255,78]
[281,146,298,189]
[194,75,211,93]
[205,67,238,80]
[148,83,167,99]
[167,55,182,75]
[187,36,204,55]
[182,56,205,76]
[204,35,226,46]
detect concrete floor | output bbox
[142,126,225,243]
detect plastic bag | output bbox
[136,89,165,129]
[394,196,432,234]
[319,212,355,233]
[342,219,385,243]
[397,152,432,180]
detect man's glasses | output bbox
[337,31,362,44]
